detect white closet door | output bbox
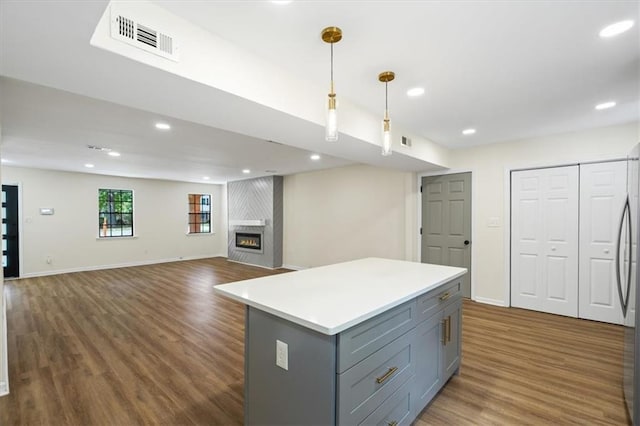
[511,166,579,317]
[579,161,626,324]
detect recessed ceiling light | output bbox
[595,101,616,110]
[155,122,171,130]
[271,0,293,4]
[310,154,321,161]
[108,151,121,157]
[242,169,251,174]
[203,176,210,180]
[462,128,476,135]
[407,87,425,97]
[600,20,635,38]
[85,163,95,168]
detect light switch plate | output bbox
[487,217,501,228]
[276,340,288,370]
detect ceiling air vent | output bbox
[110,13,179,62]
[87,145,111,152]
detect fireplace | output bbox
[235,232,263,253]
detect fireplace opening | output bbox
[235,232,263,253]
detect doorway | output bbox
[2,185,19,278]
[421,173,472,297]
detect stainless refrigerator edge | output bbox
[621,143,640,425]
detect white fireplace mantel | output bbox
[229,219,266,227]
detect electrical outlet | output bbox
[46,256,53,264]
[276,340,288,370]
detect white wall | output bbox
[283,164,417,269]
[2,167,227,277]
[447,122,638,305]
[283,122,638,305]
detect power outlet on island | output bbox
[276,339,288,370]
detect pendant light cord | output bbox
[385,81,388,112]
[330,42,334,93]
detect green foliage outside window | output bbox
[99,189,134,237]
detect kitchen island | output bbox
[214,257,467,425]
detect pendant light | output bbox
[321,26,342,142]
[379,71,395,156]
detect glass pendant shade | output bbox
[382,117,392,156]
[326,94,338,142]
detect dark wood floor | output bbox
[0,258,628,425]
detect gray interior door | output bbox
[421,173,471,297]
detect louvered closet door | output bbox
[511,166,579,317]
[579,161,626,324]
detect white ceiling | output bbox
[160,0,639,148]
[0,0,638,183]
[0,78,352,183]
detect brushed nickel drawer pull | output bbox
[388,421,398,426]
[376,366,398,384]
[439,291,451,301]
[447,315,452,343]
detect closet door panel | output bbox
[511,166,579,317]
[579,161,626,324]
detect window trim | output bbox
[187,193,212,235]
[97,188,135,239]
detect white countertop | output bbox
[213,257,467,335]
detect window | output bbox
[188,194,211,234]
[99,189,134,237]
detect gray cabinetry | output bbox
[337,328,416,424]
[442,300,462,378]
[337,300,417,373]
[412,286,462,419]
[360,377,415,426]
[414,311,444,411]
[244,277,463,425]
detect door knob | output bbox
[464,240,470,246]
[604,249,610,254]
[551,246,557,251]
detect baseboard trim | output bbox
[281,264,307,271]
[19,254,227,279]
[0,289,8,397]
[226,259,287,270]
[474,296,507,307]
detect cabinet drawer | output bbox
[358,377,414,426]
[337,329,415,425]
[338,300,417,373]
[416,279,462,323]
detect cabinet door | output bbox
[413,311,443,417]
[442,299,462,379]
[579,161,626,324]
